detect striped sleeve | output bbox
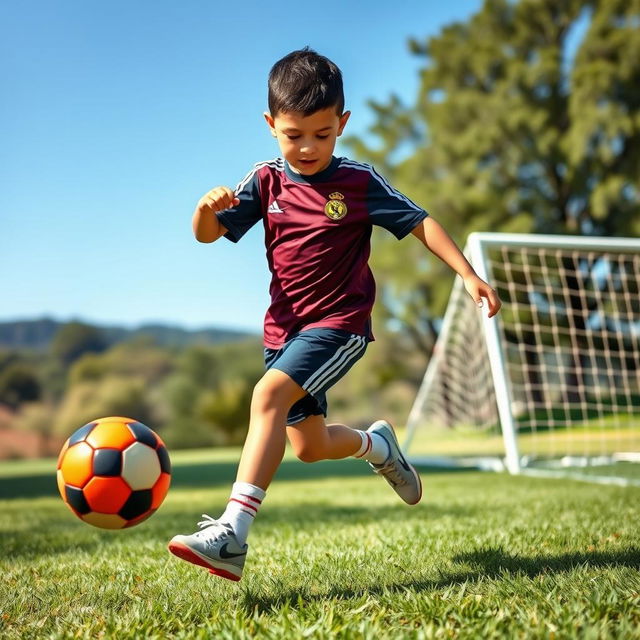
[363,164,428,239]
[215,163,265,243]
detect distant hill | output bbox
[0,318,257,350]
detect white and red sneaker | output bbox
[367,420,422,505]
[168,515,247,581]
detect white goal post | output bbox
[403,233,640,486]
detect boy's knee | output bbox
[294,444,325,464]
[251,377,282,408]
[251,375,300,413]
[251,378,274,405]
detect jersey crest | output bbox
[324,192,347,221]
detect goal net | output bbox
[404,233,640,486]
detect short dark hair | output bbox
[268,47,344,117]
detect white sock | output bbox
[219,481,266,546]
[353,430,390,465]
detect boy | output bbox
[168,48,501,581]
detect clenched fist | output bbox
[196,186,240,214]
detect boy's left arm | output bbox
[411,217,502,318]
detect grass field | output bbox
[1,448,640,639]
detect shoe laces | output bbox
[194,514,233,547]
[375,461,406,487]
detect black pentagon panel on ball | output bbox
[65,485,91,515]
[119,489,152,521]
[124,509,156,528]
[127,421,158,448]
[68,422,98,446]
[93,448,122,476]
[157,445,171,474]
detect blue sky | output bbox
[1,0,481,333]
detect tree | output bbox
[69,339,174,385]
[15,402,57,457]
[197,379,254,445]
[50,322,108,367]
[0,363,41,409]
[53,377,154,438]
[345,0,640,358]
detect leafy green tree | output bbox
[197,379,254,445]
[160,342,263,448]
[0,363,41,409]
[177,345,221,390]
[346,0,640,358]
[15,402,57,457]
[53,377,154,438]
[69,339,174,386]
[51,322,108,367]
[68,352,110,384]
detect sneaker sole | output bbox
[371,421,423,505]
[407,464,423,505]
[167,540,242,581]
[390,456,422,505]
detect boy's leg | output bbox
[287,415,422,505]
[275,329,421,504]
[236,368,307,489]
[168,368,306,580]
[286,415,391,465]
[286,415,375,462]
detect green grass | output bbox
[1,448,640,639]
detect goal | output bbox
[403,233,640,486]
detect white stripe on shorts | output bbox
[303,335,366,396]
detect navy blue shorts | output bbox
[264,328,369,426]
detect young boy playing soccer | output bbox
[168,48,501,581]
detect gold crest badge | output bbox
[324,192,348,221]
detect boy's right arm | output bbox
[192,186,239,243]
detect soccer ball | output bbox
[56,416,171,529]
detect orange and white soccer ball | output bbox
[56,416,171,529]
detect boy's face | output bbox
[264,107,350,175]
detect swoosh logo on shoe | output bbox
[219,543,246,559]
[380,428,412,471]
[398,454,412,472]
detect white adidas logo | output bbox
[267,200,285,214]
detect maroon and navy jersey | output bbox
[216,156,428,348]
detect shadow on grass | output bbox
[453,546,640,575]
[0,457,471,500]
[242,546,640,613]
